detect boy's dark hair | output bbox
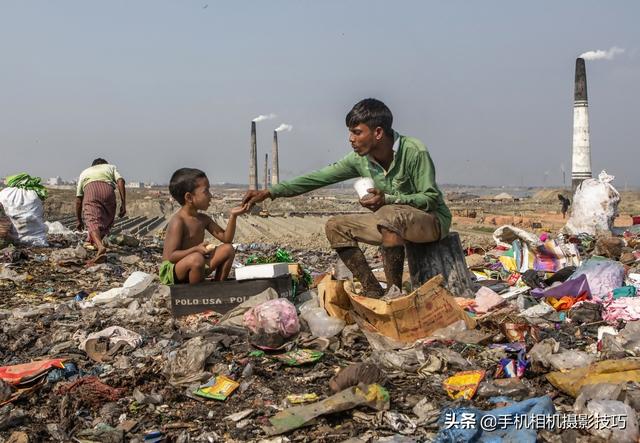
[92,158,108,166]
[169,168,207,205]
[345,98,393,136]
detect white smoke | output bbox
[579,46,625,61]
[275,123,293,132]
[252,113,276,122]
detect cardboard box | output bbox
[235,263,290,281]
[170,275,292,318]
[345,274,476,343]
[317,275,355,324]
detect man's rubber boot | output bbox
[382,246,405,292]
[336,247,384,298]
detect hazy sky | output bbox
[1,1,639,187]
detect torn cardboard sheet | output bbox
[345,275,476,343]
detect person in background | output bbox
[76,158,126,262]
[558,194,571,219]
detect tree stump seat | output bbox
[405,232,476,298]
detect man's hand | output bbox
[360,188,385,212]
[76,220,85,231]
[118,206,126,218]
[242,189,271,209]
[230,203,250,216]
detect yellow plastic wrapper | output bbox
[443,370,485,400]
[285,393,319,405]
[194,375,239,401]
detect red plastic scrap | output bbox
[0,359,66,385]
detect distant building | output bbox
[48,176,62,186]
[126,182,144,189]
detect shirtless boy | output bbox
[159,168,248,284]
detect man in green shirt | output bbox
[243,99,451,298]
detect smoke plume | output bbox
[252,113,276,123]
[275,123,293,132]
[579,46,625,61]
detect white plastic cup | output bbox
[354,177,375,199]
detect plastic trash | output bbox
[164,336,216,386]
[571,258,624,301]
[0,187,48,246]
[301,306,345,338]
[435,395,555,443]
[547,350,595,371]
[122,271,155,296]
[88,272,155,306]
[586,400,639,443]
[476,378,529,401]
[243,298,300,348]
[565,170,620,236]
[527,338,560,370]
[443,370,485,400]
[44,221,74,236]
[473,286,505,314]
[573,383,625,413]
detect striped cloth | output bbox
[82,181,116,238]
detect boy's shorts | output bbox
[158,260,212,285]
[159,260,176,285]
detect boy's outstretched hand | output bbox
[230,203,250,216]
[242,189,271,208]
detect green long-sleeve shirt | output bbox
[270,134,452,239]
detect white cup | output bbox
[354,177,375,199]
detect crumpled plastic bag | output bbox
[565,170,620,236]
[473,286,505,314]
[243,298,300,349]
[44,221,74,237]
[586,400,639,443]
[571,258,624,301]
[164,336,216,386]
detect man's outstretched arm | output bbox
[243,154,359,207]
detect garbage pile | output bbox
[1,177,640,441]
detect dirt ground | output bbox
[43,186,640,252]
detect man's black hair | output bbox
[92,158,108,166]
[169,168,208,205]
[345,98,393,136]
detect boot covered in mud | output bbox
[336,247,384,298]
[382,245,404,292]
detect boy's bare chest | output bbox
[181,218,206,244]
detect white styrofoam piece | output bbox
[235,263,290,281]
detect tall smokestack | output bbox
[263,153,269,191]
[571,58,592,192]
[271,131,279,185]
[249,121,258,190]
